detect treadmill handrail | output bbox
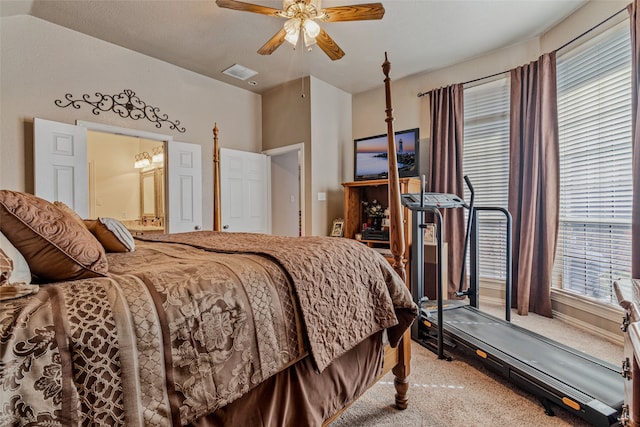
[458,175,475,293]
[471,206,512,322]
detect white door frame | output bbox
[76,121,173,143]
[263,143,306,237]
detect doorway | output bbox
[265,143,305,237]
[87,130,165,231]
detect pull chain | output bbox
[300,44,306,98]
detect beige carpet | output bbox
[332,302,623,427]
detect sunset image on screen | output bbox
[355,129,418,180]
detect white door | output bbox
[167,141,202,233]
[34,118,89,217]
[220,148,269,233]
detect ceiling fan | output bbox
[215,0,385,60]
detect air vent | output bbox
[222,64,258,81]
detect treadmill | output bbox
[402,176,624,427]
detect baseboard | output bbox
[551,289,625,345]
[478,294,504,307]
[477,278,509,307]
[552,310,623,345]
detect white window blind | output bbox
[554,20,633,304]
[463,77,510,280]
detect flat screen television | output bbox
[353,128,419,181]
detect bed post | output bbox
[213,123,222,232]
[382,52,411,410]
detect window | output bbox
[463,77,511,280]
[554,21,633,304]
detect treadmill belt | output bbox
[440,306,622,407]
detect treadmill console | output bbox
[401,193,466,210]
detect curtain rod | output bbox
[416,5,628,98]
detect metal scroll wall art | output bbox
[54,89,186,133]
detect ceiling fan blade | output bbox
[257,28,287,55]
[215,0,280,16]
[315,29,345,61]
[322,3,385,22]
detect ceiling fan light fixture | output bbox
[303,19,320,48]
[303,19,320,39]
[216,0,384,60]
[284,18,301,46]
[281,0,323,18]
[281,0,296,12]
[303,31,316,49]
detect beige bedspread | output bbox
[0,232,416,426]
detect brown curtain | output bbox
[508,53,559,317]
[429,84,465,297]
[629,0,640,279]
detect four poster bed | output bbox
[0,56,415,426]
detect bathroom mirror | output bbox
[140,168,164,219]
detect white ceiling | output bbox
[1,0,588,94]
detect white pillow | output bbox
[0,231,31,284]
[84,217,136,252]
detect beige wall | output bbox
[262,76,351,236]
[352,0,628,181]
[262,77,312,233]
[262,77,311,152]
[541,0,629,53]
[1,15,262,230]
[309,76,352,236]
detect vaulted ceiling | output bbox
[1,0,588,94]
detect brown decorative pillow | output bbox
[54,201,87,229]
[85,217,135,252]
[0,190,108,282]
